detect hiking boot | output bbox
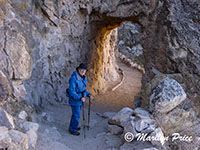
[77,127,81,131]
[69,130,80,136]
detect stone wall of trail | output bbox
[140,0,200,107]
[0,0,90,105]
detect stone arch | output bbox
[83,0,200,109]
[83,0,157,98]
[87,15,141,94]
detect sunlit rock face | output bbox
[0,0,200,109]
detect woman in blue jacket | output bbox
[67,63,93,136]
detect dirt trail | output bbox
[35,61,142,150]
[92,60,142,113]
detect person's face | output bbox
[78,68,87,76]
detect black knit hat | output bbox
[77,63,88,70]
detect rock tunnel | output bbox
[87,16,140,94]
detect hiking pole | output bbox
[82,103,86,138]
[87,97,91,130]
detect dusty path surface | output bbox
[35,61,142,150]
[35,103,121,150]
[92,60,142,113]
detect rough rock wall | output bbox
[0,0,90,105]
[141,0,200,107]
[117,22,143,66]
[0,0,200,109]
[0,0,123,105]
[0,0,32,101]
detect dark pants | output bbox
[69,105,82,132]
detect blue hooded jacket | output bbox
[67,71,90,106]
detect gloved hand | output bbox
[89,95,94,100]
[81,97,86,102]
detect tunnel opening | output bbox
[87,18,144,113]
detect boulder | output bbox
[9,130,29,150]
[135,120,148,132]
[133,108,156,132]
[0,108,15,129]
[133,107,151,119]
[150,78,186,113]
[108,107,134,127]
[140,74,183,108]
